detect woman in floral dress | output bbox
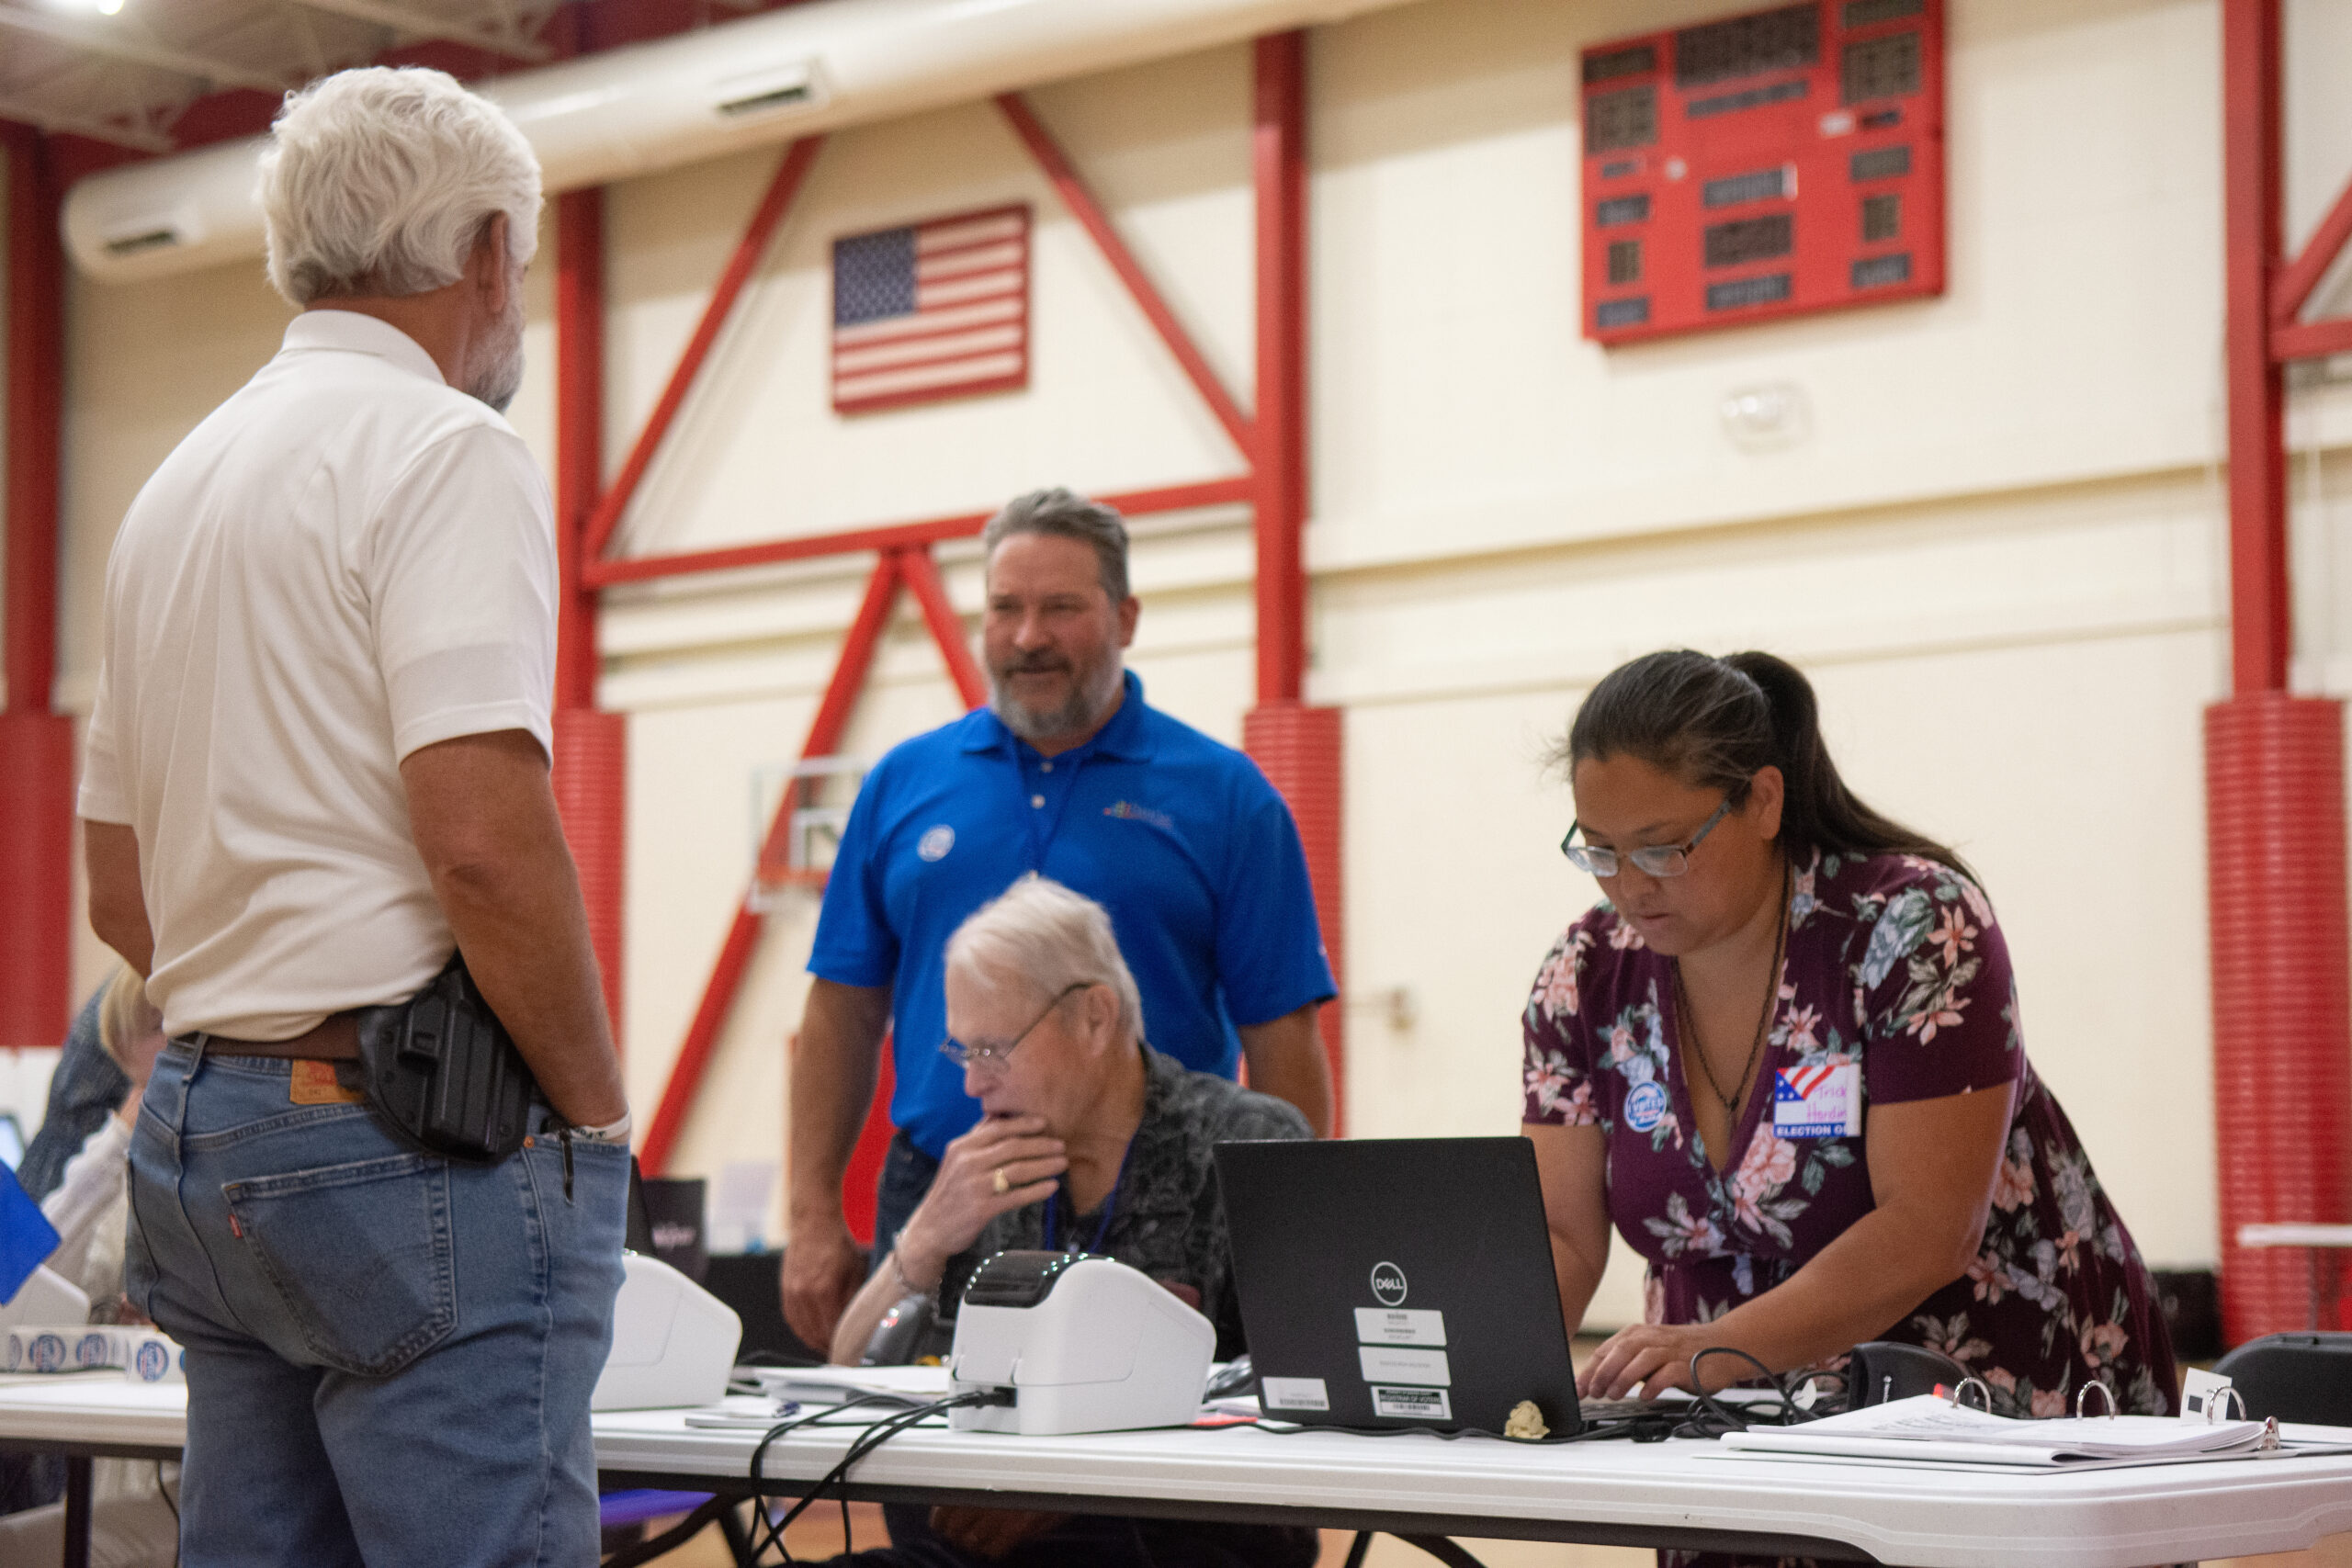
[1522,649,2176,1430]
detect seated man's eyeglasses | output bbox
[940,982,1094,1071]
[1559,797,1733,879]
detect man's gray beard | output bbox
[466,291,526,413]
[990,655,1124,743]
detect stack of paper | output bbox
[1719,1393,2267,1467]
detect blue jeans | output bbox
[871,1130,940,1274]
[126,1040,628,1568]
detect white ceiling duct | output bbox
[63,0,1419,284]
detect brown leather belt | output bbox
[205,1013,361,1061]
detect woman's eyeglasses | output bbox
[939,982,1094,1071]
[1560,797,1732,879]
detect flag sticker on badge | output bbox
[1773,1061,1861,1138]
[831,205,1031,414]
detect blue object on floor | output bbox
[600,1489,717,1529]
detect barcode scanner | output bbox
[1845,1342,1967,1410]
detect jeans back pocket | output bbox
[224,1153,457,1377]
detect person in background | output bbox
[16,985,131,1206]
[784,489,1336,1354]
[826,874,1315,1568]
[0,967,179,1568]
[1523,650,2176,1455]
[40,968,168,1316]
[78,67,629,1568]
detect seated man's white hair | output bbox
[261,66,540,308]
[946,874,1146,1043]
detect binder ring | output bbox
[2214,1386,2249,1422]
[2075,1380,2118,1419]
[1946,1376,1993,1413]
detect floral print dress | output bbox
[1521,850,2177,1420]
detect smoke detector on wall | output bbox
[1720,381,1810,451]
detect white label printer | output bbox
[948,1251,1214,1436]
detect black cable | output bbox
[1675,1348,1843,1439]
[742,1391,993,1564]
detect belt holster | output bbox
[355,953,537,1164]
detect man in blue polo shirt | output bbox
[781,488,1335,1351]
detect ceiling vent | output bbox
[711,60,830,120]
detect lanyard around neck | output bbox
[1044,1134,1137,1256]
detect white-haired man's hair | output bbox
[261,66,540,308]
[946,874,1145,1043]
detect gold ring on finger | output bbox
[992,1167,1010,1195]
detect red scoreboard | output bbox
[1579,0,1944,345]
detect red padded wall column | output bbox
[1243,703,1344,1132]
[552,710,627,1046]
[2208,0,2352,1343]
[3,128,73,1049]
[2205,696,2352,1341]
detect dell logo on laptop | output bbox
[1369,1262,1408,1306]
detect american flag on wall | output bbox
[831,204,1032,414]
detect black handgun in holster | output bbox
[355,953,537,1164]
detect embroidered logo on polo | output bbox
[917,825,955,862]
[1624,1079,1669,1133]
[1103,800,1173,829]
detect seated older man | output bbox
[826,874,1316,1568]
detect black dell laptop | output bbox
[1215,1136,1581,1436]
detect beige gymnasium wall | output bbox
[28,0,2352,1329]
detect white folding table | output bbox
[6,1376,2352,1568]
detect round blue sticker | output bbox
[1624,1080,1668,1134]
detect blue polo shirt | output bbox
[808,671,1336,1158]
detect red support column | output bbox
[551,186,628,1054]
[3,127,74,1050]
[1251,30,1309,708]
[2206,0,2352,1343]
[2222,0,2287,697]
[1242,31,1346,1130]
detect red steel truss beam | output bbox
[996,93,1255,458]
[640,545,986,1174]
[640,554,904,1173]
[1251,30,1308,705]
[2222,0,2287,695]
[899,546,989,708]
[582,135,825,563]
[622,51,1332,1173]
[2275,317,2352,364]
[2272,175,2352,328]
[583,476,1251,588]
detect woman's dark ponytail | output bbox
[1562,649,1971,876]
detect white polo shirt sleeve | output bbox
[363,423,559,762]
[78,671,131,825]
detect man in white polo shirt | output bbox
[78,68,629,1568]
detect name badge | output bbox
[1772,1061,1861,1138]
